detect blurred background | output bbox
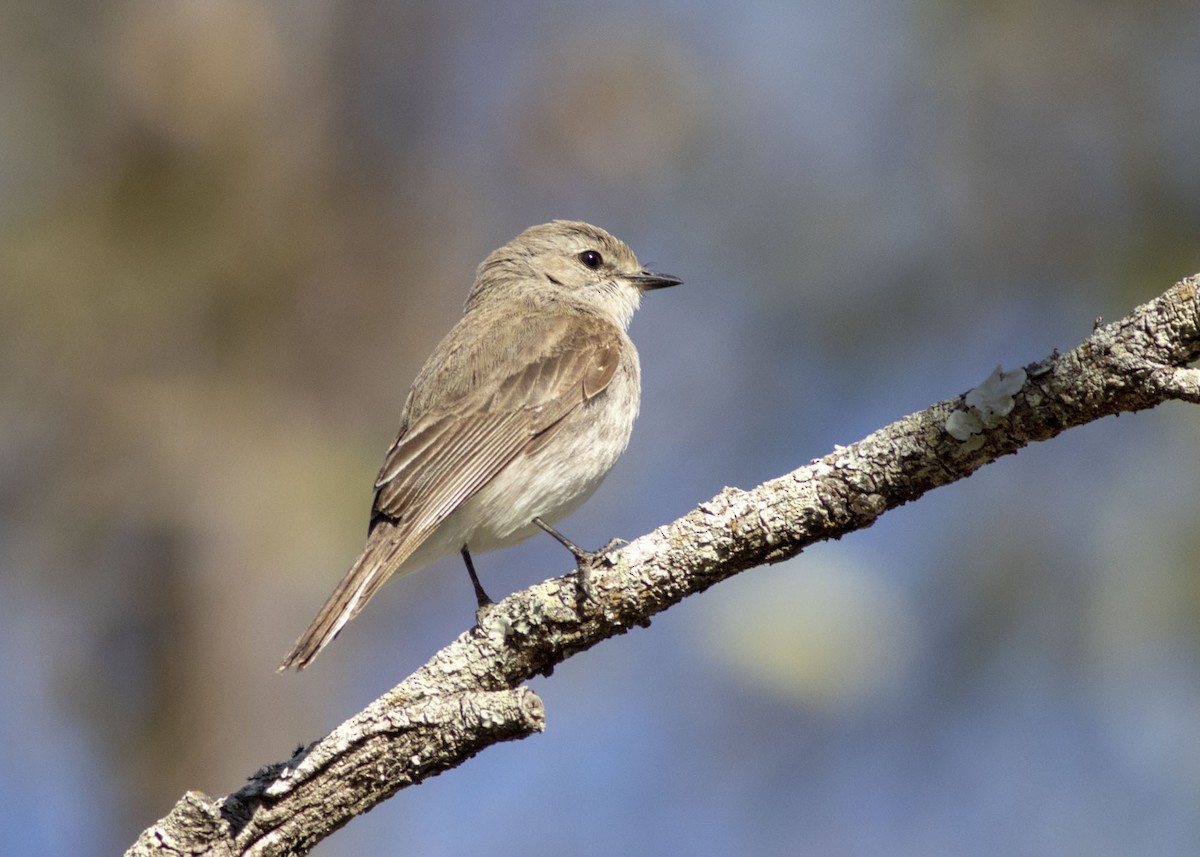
[3,1,1200,854]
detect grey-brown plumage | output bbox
[279,221,680,670]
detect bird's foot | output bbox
[461,547,494,611]
[533,518,626,604]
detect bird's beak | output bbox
[628,270,683,291]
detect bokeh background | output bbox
[3,1,1200,855]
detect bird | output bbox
[278,220,681,670]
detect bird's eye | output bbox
[578,250,603,270]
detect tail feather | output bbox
[277,527,414,671]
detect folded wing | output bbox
[278,312,622,669]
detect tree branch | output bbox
[125,275,1200,857]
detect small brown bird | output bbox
[279,221,680,670]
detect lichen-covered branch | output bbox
[125,275,1200,857]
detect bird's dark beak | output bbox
[629,270,683,291]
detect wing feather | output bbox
[278,310,623,669]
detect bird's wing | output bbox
[278,311,622,670]
[372,315,621,523]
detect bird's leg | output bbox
[532,517,626,603]
[460,547,493,610]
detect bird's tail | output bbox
[277,526,415,671]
